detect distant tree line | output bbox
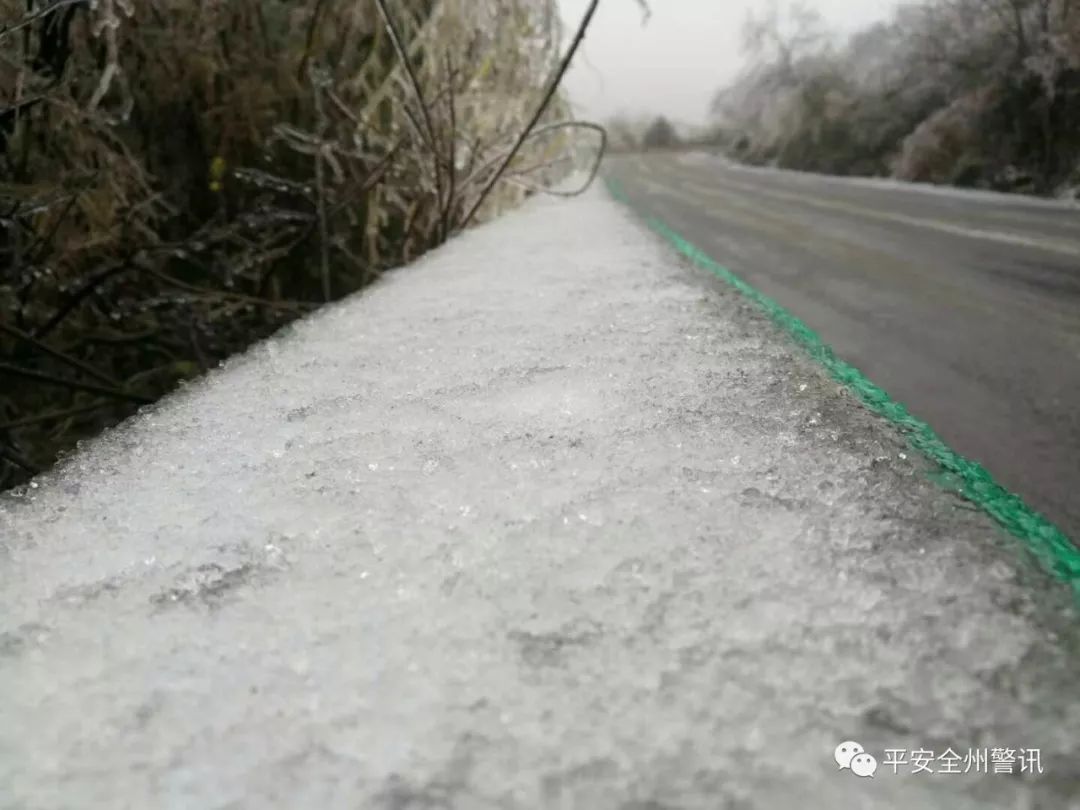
[605,113,709,152]
[712,0,1080,196]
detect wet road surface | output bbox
[607,153,1080,543]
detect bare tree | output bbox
[642,117,678,150]
[711,0,1080,192]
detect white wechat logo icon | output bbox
[835,741,864,770]
[835,741,878,778]
[851,753,878,778]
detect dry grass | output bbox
[0,0,605,487]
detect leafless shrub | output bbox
[0,0,607,487]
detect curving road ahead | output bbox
[608,153,1080,543]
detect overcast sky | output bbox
[558,0,902,126]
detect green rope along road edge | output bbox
[605,176,1080,598]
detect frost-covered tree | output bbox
[642,116,679,150]
[712,0,1080,194]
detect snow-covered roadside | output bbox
[2,186,1079,810]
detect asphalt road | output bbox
[607,153,1080,543]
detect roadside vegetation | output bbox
[0,0,606,488]
[713,0,1080,196]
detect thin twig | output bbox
[460,0,602,228]
[309,66,333,302]
[27,191,81,263]
[506,121,607,197]
[297,0,329,81]
[87,0,128,115]
[189,319,209,373]
[373,0,444,214]
[78,329,159,345]
[34,260,136,339]
[0,0,86,42]
[0,443,39,475]
[0,362,154,404]
[456,120,606,199]
[0,401,111,431]
[1,321,122,388]
[326,137,404,219]
[440,53,457,240]
[146,268,315,312]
